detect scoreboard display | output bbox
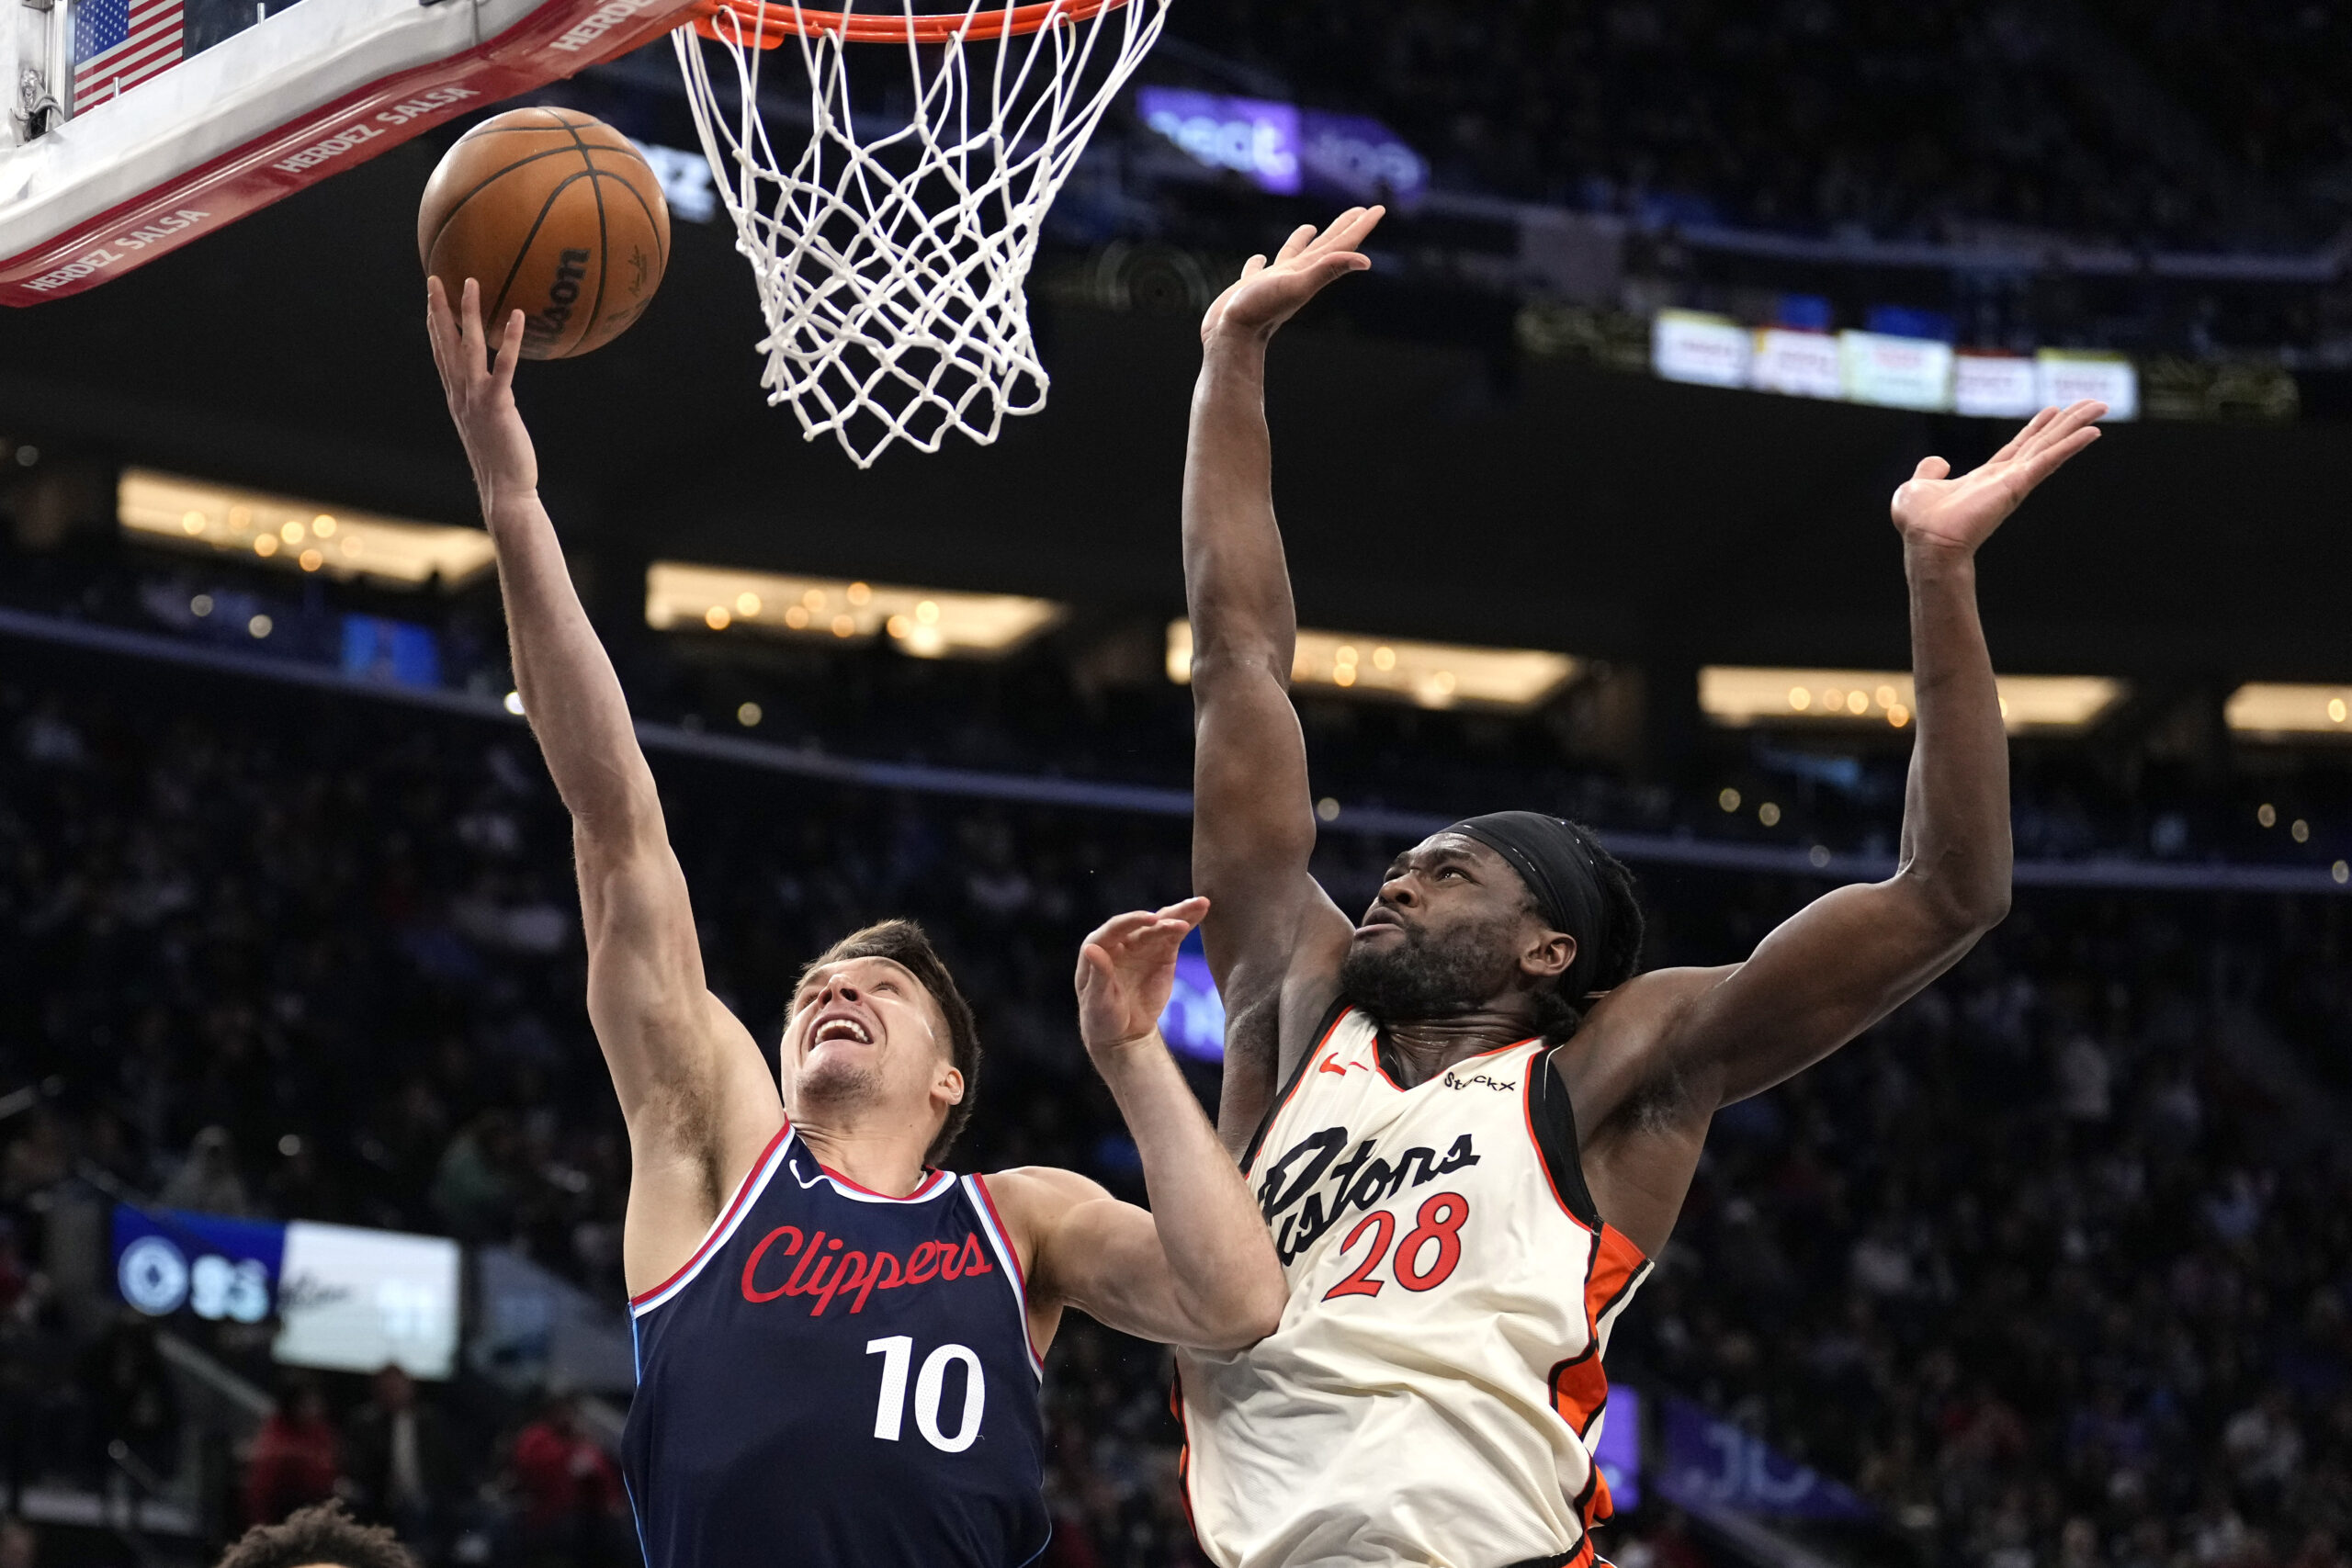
[112,1204,462,1380]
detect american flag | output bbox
[73,0,187,108]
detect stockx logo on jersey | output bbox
[1256,1127,1481,1267]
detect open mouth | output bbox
[1354,911,1408,939]
[810,1013,876,1046]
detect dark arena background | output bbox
[3,3,2352,1566]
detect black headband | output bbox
[1449,810,1612,998]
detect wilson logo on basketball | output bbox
[525,249,593,345]
[740,1225,996,1317]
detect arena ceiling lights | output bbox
[1701,668,2126,733]
[118,469,497,589]
[2223,684,2352,739]
[1165,621,1581,712]
[646,564,1065,660]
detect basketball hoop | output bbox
[674,0,1170,467]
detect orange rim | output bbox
[690,0,1132,47]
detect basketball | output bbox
[416,107,670,361]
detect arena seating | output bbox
[1168,0,2352,250]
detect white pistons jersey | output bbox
[1177,1006,1652,1568]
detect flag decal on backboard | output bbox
[73,0,187,108]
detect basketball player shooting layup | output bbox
[1173,209,2109,1568]
[422,278,1287,1568]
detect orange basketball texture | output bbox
[417,108,671,360]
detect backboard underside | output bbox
[0,0,707,306]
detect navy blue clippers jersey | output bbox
[621,1123,1050,1568]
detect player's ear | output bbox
[936,1063,966,1108]
[1522,930,1576,982]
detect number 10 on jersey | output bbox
[867,1337,987,1452]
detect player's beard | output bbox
[1338,908,1524,1022]
[793,1052,888,1123]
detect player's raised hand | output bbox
[1892,400,2105,557]
[1201,208,1385,344]
[424,276,538,514]
[1075,897,1210,1056]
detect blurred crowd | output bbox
[2082,0,2352,208]
[13,551,2352,884]
[1171,0,2352,251]
[0,649,2343,1568]
[1614,886,2352,1568]
[0,662,1210,1565]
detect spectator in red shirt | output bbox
[244,1376,340,1527]
[509,1394,624,1567]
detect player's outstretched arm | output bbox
[1575,402,2107,1250]
[1184,209,1385,1147]
[424,279,781,1289]
[989,900,1288,1352]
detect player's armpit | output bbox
[1577,1090,1711,1260]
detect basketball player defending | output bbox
[424,278,1285,1568]
[1174,210,2108,1568]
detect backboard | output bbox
[0,0,707,306]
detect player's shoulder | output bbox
[973,1165,1121,1293]
[976,1164,1114,1227]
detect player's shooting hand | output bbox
[1201,208,1385,345]
[425,276,538,513]
[1892,400,2105,558]
[1074,897,1210,1058]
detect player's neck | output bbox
[792,1116,936,1197]
[1379,1010,1539,1089]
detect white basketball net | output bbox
[674,0,1170,467]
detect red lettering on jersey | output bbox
[784,1233,841,1295]
[743,1233,996,1312]
[741,1225,804,1303]
[1322,1212,1393,1300]
[811,1251,868,1315]
[1316,1055,1364,1077]
[854,1250,900,1312]
[1393,1192,1469,1291]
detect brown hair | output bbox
[214,1502,417,1568]
[797,919,981,1168]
